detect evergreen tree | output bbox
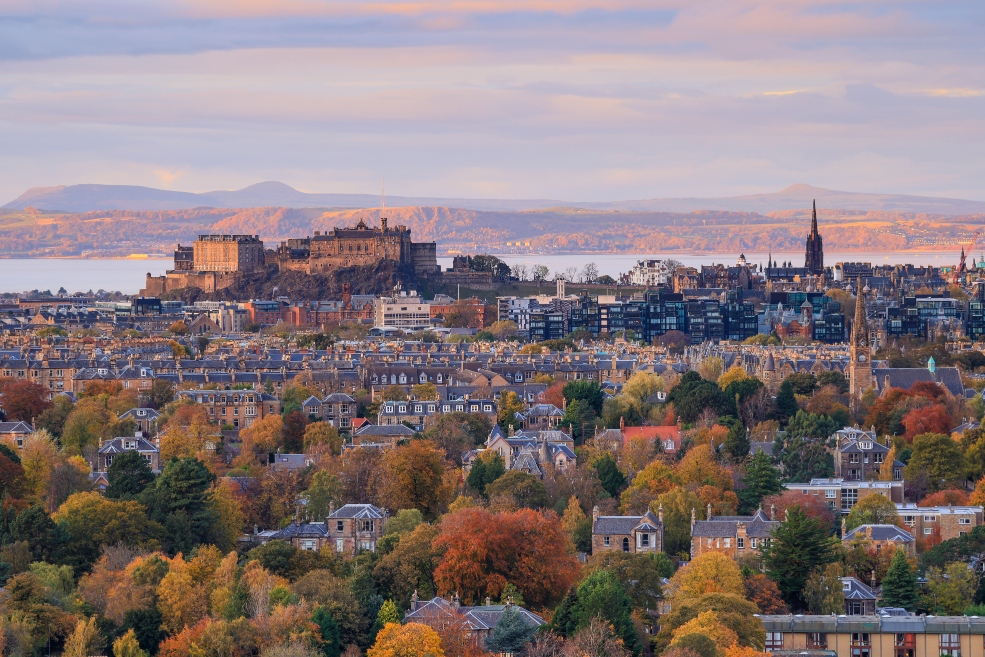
[105,450,156,499]
[550,587,580,637]
[466,453,506,497]
[775,379,798,422]
[773,411,837,482]
[485,606,538,654]
[147,457,217,553]
[119,609,163,657]
[738,450,783,514]
[594,453,627,498]
[312,607,341,657]
[561,399,597,444]
[761,506,840,610]
[572,570,640,655]
[377,599,400,625]
[722,417,750,463]
[881,548,918,611]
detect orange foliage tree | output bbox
[369,623,445,657]
[433,507,579,607]
[0,378,52,421]
[903,405,954,441]
[378,441,454,520]
[760,490,836,526]
[668,553,745,599]
[81,379,124,398]
[743,574,788,614]
[918,488,970,507]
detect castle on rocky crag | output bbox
[141,217,440,296]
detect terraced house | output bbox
[174,389,281,428]
[689,506,780,560]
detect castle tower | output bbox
[805,200,824,275]
[849,286,872,406]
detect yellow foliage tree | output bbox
[209,483,246,553]
[727,645,772,657]
[234,414,284,469]
[972,477,985,507]
[878,445,897,481]
[676,444,732,490]
[19,430,59,504]
[620,460,680,514]
[718,365,748,390]
[304,422,343,455]
[113,628,149,657]
[157,554,209,634]
[669,552,745,601]
[672,611,739,652]
[63,616,101,657]
[369,623,445,657]
[561,496,588,553]
[622,372,665,405]
[160,416,221,462]
[448,495,478,513]
[208,551,241,618]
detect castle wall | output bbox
[140,271,243,296]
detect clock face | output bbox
[859,340,865,347]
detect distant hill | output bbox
[6,181,985,216]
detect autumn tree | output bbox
[904,433,966,492]
[368,623,444,657]
[486,471,550,509]
[760,490,835,527]
[433,507,579,607]
[498,391,524,432]
[169,320,189,335]
[743,574,788,614]
[845,491,902,532]
[373,524,444,607]
[656,487,704,558]
[670,553,745,599]
[378,441,453,520]
[803,562,845,614]
[923,562,977,615]
[63,615,102,657]
[561,496,592,553]
[0,379,51,422]
[52,492,163,572]
[655,592,765,653]
[902,405,955,441]
[620,460,679,514]
[236,414,284,469]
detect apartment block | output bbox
[784,478,904,514]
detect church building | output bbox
[805,200,824,275]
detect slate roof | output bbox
[355,424,415,437]
[403,597,544,632]
[872,366,964,397]
[593,510,661,536]
[841,576,877,600]
[0,421,33,434]
[328,504,385,519]
[269,522,329,539]
[98,436,158,454]
[691,509,779,538]
[270,454,309,470]
[843,524,915,543]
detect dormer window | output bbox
[859,441,872,450]
[843,582,851,591]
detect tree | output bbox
[620,460,679,514]
[844,492,900,532]
[368,623,444,657]
[283,410,309,453]
[656,592,765,653]
[148,378,175,409]
[564,570,639,655]
[497,391,524,432]
[761,506,840,609]
[722,418,750,464]
[738,451,783,514]
[761,490,835,527]
[563,380,605,415]
[905,433,966,492]
[237,414,284,469]
[718,365,748,390]
[52,492,163,572]
[379,441,453,520]
[697,357,725,383]
[743,574,788,614]
[169,320,189,335]
[594,453,627,498]
[666,372,735,424]
[106,449,156,499]
[561,398,597,444]
[656,487,704,558]
[304,470,342,521]
[63,615,102,657]
[670,553,745,600]
[312,607,341,657]
[672,611,738,653]
[434,508,579,607]
[676,444,732,490]
[584,551,665,611]
[923,562,977,615]
[485,606,538,654]
[775,379,799,421]
[902,405,955,441]
[113,629,149,657]
[881,548,918,611]
[489,320,520,340]
[36,394,74,437]
[803,562,845,614]
[466,451,506,497]
[816,370,850,393]
[773,411,837,482]
[304,423,342,455]
[148,457,218,554]
[562,496,592,553]
[485,471,550,509]
[0,379,51,422]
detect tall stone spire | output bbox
[849,285,872,406]
[805,199,824,275]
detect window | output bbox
[750,538,758,549]
[924,515,937,522]
[860,441,872,450]
[826,489,837,499]
[843,581,852,591]
[960,518,971,525]
[428,405,436,413]
[301,539,317,551]
[724,538,731,548]
[848,601,866,615]
[336,521,344,532]
[853,634,870,646]
[604,536,610,547]
[765,633,784,650]
[398,405,407,413]
[925,528,934,535]
[360,520,374,533]
[737,537,744,549]
[638,533,650,548]
[622,537,630,552]
[808,634,828,649]
[903,515,915,526]
[842,488,858,511]
[336,539,345,552]
[940,634,961,657]
[849,453,860,463]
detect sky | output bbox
[0,0,983,203]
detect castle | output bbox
[141,217,439,296]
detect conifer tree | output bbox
[313,607,341,657]
[738,450,783,514]
[775,379,798,422]
[762,506,840,610]
[485,606,537,654]
[594,453,627,498]
[881,548,918,611]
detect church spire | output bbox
[812,199,818,234]
[852,281,868,343]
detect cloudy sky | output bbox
[0,0,982,203]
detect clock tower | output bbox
[849,285,872,404]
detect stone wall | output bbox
[140,270,242,296]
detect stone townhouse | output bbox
[327,504,387,555]
[174,389,281,429]
[376,395,498,430]
[96,434,161,473]
[403,595,544,645]
[896,503,984,542]
[690,507,780,560]
[0,421,33,450]
[833,427,902,481]
[519,403,564,430]
[483,427,576,470]
[597,357,636,384]
[592,507,663,554]
[842,524,916,556]
[118,407,161,434]
[840,577,879,615]
[785,478,904,514]
[301,393,357,429]
[758,612,985,657]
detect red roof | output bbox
[350,418,371,430]
[623,426,682,452]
